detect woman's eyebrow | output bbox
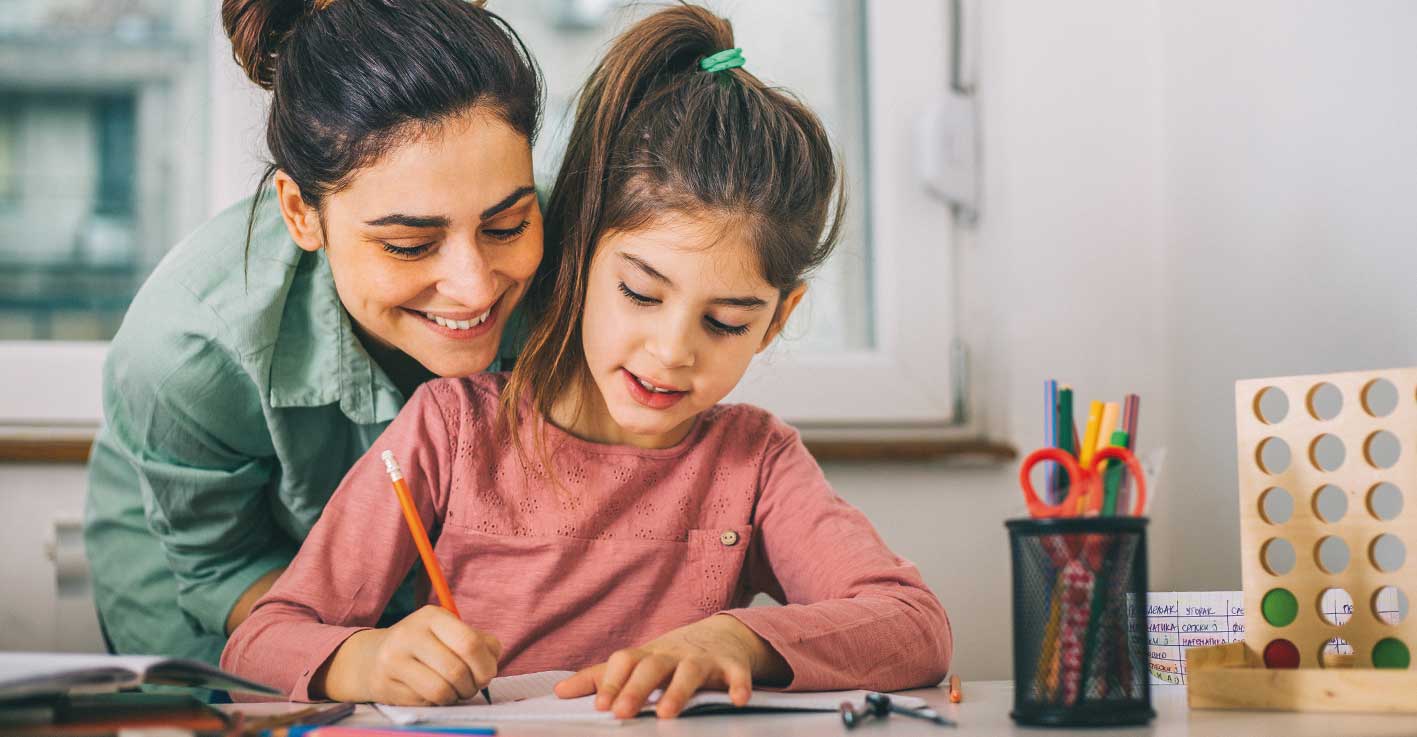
[480,185,537,220]
[619,253,768,309]
[364,213,450,228]
[362,185,535,228]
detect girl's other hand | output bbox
[314,605,501,705]
[553,614,790,719]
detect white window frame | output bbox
[0,2,963,438]
[0,342,107,430]
[727,1,959,431]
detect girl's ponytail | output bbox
[507,6,738,450]
[505,4,843,478]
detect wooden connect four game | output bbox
[1186,367,1417,712]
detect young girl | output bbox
[223,5,951,718]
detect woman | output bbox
[84,0,544,666]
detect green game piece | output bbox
[1372,638,1410,668]
[1261,588,1298,627]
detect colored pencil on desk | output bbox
[382,450,491,706]
[261,702,357,736]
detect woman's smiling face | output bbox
[278,107,542,379]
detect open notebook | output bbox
[0,653,280,701]
[377,671,929,724]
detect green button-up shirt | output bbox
[84,192,521,664]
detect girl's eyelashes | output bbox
[706,316,751,336]
[618,282,751,336]
[618,281,659,305]
[381,241,434,257]
[485,220,531,241]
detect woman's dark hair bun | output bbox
[224,0,543,274]
[223,0,306,90]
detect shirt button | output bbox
[719,530,740,547]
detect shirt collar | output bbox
[268,248,404,425]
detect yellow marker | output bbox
[1076,401,1105,514]
[1097,402,1120,451]
[1078,402,1122,514]
[1078,400,1103,466]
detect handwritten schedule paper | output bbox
[1144,591,1245,685]
[1143,589,1406,684]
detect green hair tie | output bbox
[700,48,745,74]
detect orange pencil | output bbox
[949,674,963,703]
[381,450,490,704]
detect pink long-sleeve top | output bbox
[222,374,952,700]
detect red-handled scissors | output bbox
[1019,446,1147,518]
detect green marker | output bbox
[1101,429,1129,516]
[1055,387,1075,496]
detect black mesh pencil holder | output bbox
[1007,516,1154,727]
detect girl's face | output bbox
[279,108,542,379]
[569,212,805,449]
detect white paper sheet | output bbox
[480,670,579,704]
[376,670,927,725]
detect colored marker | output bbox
[1055,387,1076,497]
[1044,380,1058,503]
[1076,401,1104,514]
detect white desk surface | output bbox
[226,681,1417,736]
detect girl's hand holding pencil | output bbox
[311,450,501,706]
[312,605,502,705]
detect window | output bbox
[0,0,208,425]
[0,0,207,342]
[0,107,16,205]
[499,1,960,430]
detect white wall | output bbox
[826,0,1417,682]
[0,465,105,652]
[1155,0,1417,593]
